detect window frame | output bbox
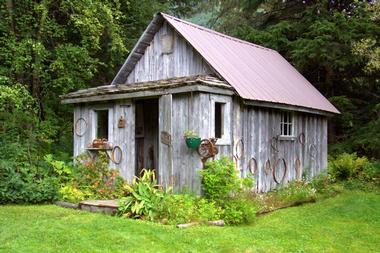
[280,111,295,138]
[90,106,113,142]
[210,95,231,145]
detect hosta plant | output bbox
[118,169,167,221]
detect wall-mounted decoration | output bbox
[248,157,258,175]
[234,138,244,160]
[264,159,272,175]
[117,116,126,128]
[309,144,317,159]
[298,133,306,145]
[198,138,219,164]
[110,146,123,164]
[184,130,201,149]
[161,131,172,146]
[75,117,88,137]
[271,136,279,153]
[295,158,302,180]
[273,158,287,184]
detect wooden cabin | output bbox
[61,13,339,193]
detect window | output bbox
[280,111,294,136]
[96,110,109,139]
[215,102,224,138]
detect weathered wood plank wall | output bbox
[160,93,328,193]
[73,101,135,182]
[125,21,213,84]
[73,93,327,194]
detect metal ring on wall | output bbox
[298,133,306,145]
[273,158,287,184]
[264,159,272,175]
[111,146,123,164]
[309,144,317,159]
[295,158,302,180]
[271,136,279,153]
[248,157,258,175]
[75,117,87,137]
[234,138,244,160]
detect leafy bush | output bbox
[199,156,251,201]
[328,153,379,182]
[0,160,58,204]
[221,196,257,225]
[198,157,256,225]
[157,194,222,225]
[46,152,126,203]
[118,169,165,221]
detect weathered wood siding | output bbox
[232,101,328,192]
[125,21,213,84]
[157,93,328,193]
[73,92,328,193]
[73,101,135,182]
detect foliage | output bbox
[45,152,125,203]
[0,160,58,204]
[156,194,222,225]
[255,180,317,213]
[199,156,246,201]
[118,169,165,221]
[183,129,199,138]
[328,153,375,181]
[220,196,257,225]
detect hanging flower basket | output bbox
[185,137,201,149]
[184,130,201,149]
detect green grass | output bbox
[1,191,379,253]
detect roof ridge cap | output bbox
[160,12,275,52]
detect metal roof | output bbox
[113,13,339,114]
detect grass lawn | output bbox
[1,191,379,253]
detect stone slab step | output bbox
[79,200,119,215]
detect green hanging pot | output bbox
[185,137,201,149]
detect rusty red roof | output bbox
[113,13,339,114]
[161,13,339,114]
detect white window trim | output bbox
[90,106,113,142]
[210,95,231,145]
[280,111,295,138]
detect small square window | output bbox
[96,110,109,139]
[280,111,293,137]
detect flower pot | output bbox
[185,137,201,149]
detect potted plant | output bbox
[184,130,201,149]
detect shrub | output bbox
[199,156,246,201]
[221,196,257,225]
[0,160,58,204]
[118,169,165,221]
[46,152,126,202]
[328,153,378,182]
[157,194,222,225]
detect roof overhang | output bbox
[61,75,235,104]
[243,99,336,117]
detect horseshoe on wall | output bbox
[248,157,258,175]
[264,159,272,175]
[273,158,287,184]
[309,144,317,159]
[298,133,306,145]
[234,138,244,160]
[110,145,123,164]
[271,136,279,153]
[75,117,88,137]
